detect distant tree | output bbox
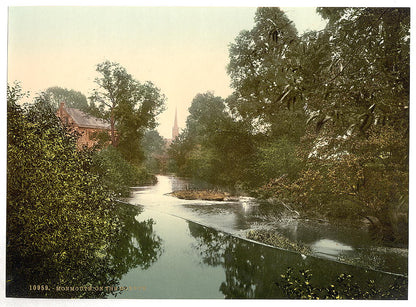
[169,92,257,188]
[45,86,89,111]
[90,61,166,164]
[167,128,194,174]
[186,92,229,143]
[141,129,166,173]
[142,129,165,156]
[92,146,157,196]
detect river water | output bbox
[109,175,407,299]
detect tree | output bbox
[227,7,303,137]
[226,7,307,189]
[45,86,89,111]
[224,7,409,243]
[305,8,409,136]
[141,129,167,173]
[169,92,257,188]
[169,93,228,181]
[299,8,409,243]
[253,8,409,243]
[92,146,157,196]
[90,61,166,163]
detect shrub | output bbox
[7,89,121,297]
[92,146,157,197]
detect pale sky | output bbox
[7,6,327,138]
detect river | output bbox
[109,175,407,299]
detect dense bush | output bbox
[7,86,121,297]
[92,146,157,197]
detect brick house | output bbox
[57,102,114,149]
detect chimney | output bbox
[58,102,65,116]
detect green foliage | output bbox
[7,84,162,298]
[227,7,409,244]
[290,7,409,242]
[45,86,89,112]
[277,268,407,299]
[227,7,301,128]
[7,86,119,297]
[223,7,308,191]
[7,81,29,103]
[167,130,192,174]
[168,92,257,189]
[253,138,304,185]
[92,146,157,197]
[304,8,409,136]
[141,129,167,173]
[90,60,166,164]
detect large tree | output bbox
[226,7,307,188]
[304,8,409,136]
[227,7,304,139]
[252,7,409,243]
[298,8,409,242]
[224,7,409,243]
[90,61,166,163]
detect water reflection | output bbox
[107,204,163,278]
[7,203,162,298]
[188,221,280,298]
[187,220,407,299]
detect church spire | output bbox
[172,107,179,139]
